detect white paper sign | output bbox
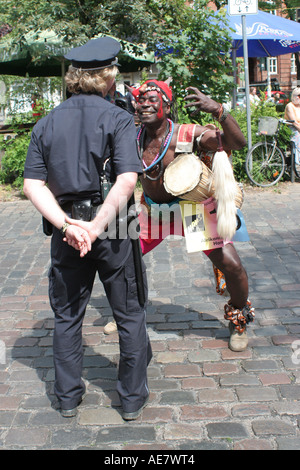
[228,0,258,16]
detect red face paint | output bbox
[156,94,164,119]
[137,91,164,120]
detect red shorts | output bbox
[138,207,215,257]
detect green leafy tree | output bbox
[0,132,31,189]
[151,2,234,121]
[258,0,299,19]
[1,0,235,116]
[0,0,190,47]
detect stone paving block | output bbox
[252,419,296,436]
[198,389,236,403]
[276,437,300,450]
[10,381,46,396]
[21,396,52,410]
[30,410,67,425]
[254,326,288,337]
[51,428,95,449]
[242,359,279,372]
[259,373,291,386]
[221,349,252,360]
[164,364,201,378]
[0,396,23,411]
[95,426,156,444]
[220,374,260,387]
[231,404,271,417]
[9,369,42,382]
[141,406,173,423]
[156,322,190,331]
[233,439,274,450]
[5,427,49,448]
[79,407,124,425]
[148,379,180,391]
[254,346,291,357]
[279,384,300,400]
[203,362,239,376]
[188,350,220,363]
[236,386,278,402]
[201,339,228,349]
[167,339,200,351]
[178,440,230,450]
[191,320,222,329]
[0,411,15,426]
[182,377,217,389]
[180,404,228,421]
[163,423,204,441]
[156,351,187,363]
[273,402,300,418]
[160,390,196,405]
[206,422,249,439]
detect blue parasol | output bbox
[223,6,300,58]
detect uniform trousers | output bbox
[48,228,151,413]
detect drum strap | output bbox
[175,124,197,154]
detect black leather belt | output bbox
[61,199,101,221]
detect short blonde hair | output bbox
[291,87,300,104]
[65,65,119,95]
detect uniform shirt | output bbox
[24,93,142,203]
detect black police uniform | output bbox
[24,38,152,414]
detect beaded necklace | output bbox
[137,119,174,180]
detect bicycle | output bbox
[245,116,300,187]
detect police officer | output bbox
[23,37,151,420]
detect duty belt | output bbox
[61,199,101,221]
[61,199,137,228]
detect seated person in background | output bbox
[284,87,300,165]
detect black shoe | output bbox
[60,407,78,418]
[60,393,85,418]
[122,396,149,421]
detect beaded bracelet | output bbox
[213,103,229,122]
[219,104,229,122]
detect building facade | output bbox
[237,2,300,94]
[206,1,300,95]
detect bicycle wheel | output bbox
[245,142,285,187]
[294,163,300,179]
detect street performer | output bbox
[71,78,255,351]
[132,80,254,352]
[23,37,151,421]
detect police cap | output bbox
[65,37,121,70]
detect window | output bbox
[291,54,297,75]
[269,57,277,74]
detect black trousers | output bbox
[49,228,151,412]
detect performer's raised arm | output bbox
[184,86,246,151]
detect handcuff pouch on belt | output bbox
[71,199,100,221]
[42,198,100,236]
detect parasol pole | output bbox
[242,14,252,150]
[232,43,237,110]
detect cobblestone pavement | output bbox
[0,182,300,451]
